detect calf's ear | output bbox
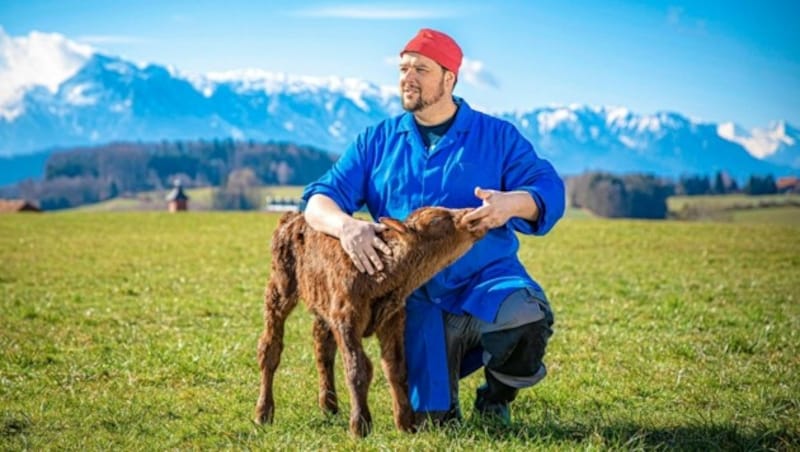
[379,217,408,234]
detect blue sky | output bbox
[1,0,798,129]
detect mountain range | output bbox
[1,31,798,186]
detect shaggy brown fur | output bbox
[254,206,487,437]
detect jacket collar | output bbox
[398,97,473,134]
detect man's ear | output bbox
[445,70,456,89]
[379,217,408,234]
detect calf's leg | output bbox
[332,321,374,437]
[312,315,338,414]
[254,277,298,424]
[376,310,415,432]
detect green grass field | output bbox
[668,194,800,225]
[668,194,800,212]
[2,212,798,450]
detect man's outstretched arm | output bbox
[304,194,390,275]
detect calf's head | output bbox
[380,206,487,255]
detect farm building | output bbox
[776,176,800,193]
[264,196,302,213]
[0,199,42,213]
[165,181,190,212]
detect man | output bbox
[302,28,564,425]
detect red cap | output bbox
[401,28,463,74]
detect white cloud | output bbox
[75,35,150,45]
[460,57,499,89]
[292,5,454,19]
[666,6,707,35]
[0,27,94,120]
[384,55,401,67]
[666,6,683,26]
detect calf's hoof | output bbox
[350,414,372,437]
[254,405,274,425]
[398,419,417,433]
[396,410,416,433]
[319,391,339,415]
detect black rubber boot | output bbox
[473,371,518,425]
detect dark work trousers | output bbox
[417,287,555,423]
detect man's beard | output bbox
[401,77,446,112]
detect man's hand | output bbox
[462,187,539,231]
[340,218,392,275]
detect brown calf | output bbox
[254,206,486,436]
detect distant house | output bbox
[0,199,42,213]
[165,181,190,212]
[776,176,800,194]
[264,196,302,213]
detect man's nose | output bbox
[401,70,417,83]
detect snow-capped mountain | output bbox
[1,29,797,185]
[718,121,800,169]
[503,106,796,178]
[0,51,402,157]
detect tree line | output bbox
[566,171,787,219]
[674,173,782,196]
[1,138,792,216]
[4,139,336,210]
[567,173,674,219]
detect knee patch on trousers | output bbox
[481,287,550,334]
[481,317,551,377]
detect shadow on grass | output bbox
[477,420,799,451]
[1,411,32,446]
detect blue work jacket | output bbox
[302,98,565,411]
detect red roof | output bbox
[0,199,42,213]
[776,177,799,190]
